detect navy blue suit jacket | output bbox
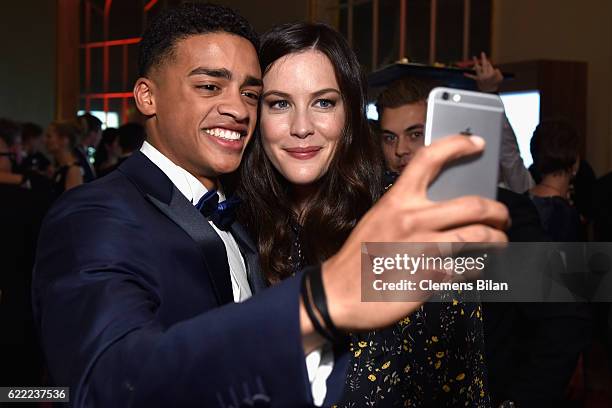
[33,152,347,407]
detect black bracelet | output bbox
[308,267,347,344]
[300,270,335,343]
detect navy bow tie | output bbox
[195,190,241,231]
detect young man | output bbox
[33,4,508,407]
[377,54,534,194]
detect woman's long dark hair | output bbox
[238,22,384,284]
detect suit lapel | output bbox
[119,152,234,305]
[229,223,268,294]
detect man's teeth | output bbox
[204,128,241,140]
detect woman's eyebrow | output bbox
[261,90,291,99]
[261,88,340,99]
[310,88,341,98]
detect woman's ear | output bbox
[134,77,156,116]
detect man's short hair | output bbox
[375,77,438,119]
[0,118,22,147]
[78,112,102,135]
[118,123,146,153]
[138,2,259,77]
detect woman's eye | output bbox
[314,99,335,109]
[268,100,289,110]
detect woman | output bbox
[45,120,84,198]
[529,119,581,241]
[239,22,489,406]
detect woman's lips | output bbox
[284,146,322,160]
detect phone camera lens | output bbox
[442,92,450,100]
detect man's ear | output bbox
[134,77,156,116]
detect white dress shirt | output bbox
[140,141,332,405]
[140,141,251,301]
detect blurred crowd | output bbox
[0,114,145,386]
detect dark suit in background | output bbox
[483,188,592,407]
[33,152,347,407]
[0,184,50,386]
[593,171,612,242]
[73,145,96,183]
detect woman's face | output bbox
[45,125,66,155]
[260,50,345,186]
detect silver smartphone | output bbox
[424,87,505,201]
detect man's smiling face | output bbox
[143,32,262,188]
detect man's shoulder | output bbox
[47,169,142,221]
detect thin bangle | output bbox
[300,270,334,343]
[308,267,347,344]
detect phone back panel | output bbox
[424,87,504,201]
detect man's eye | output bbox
[196,84,220,92]
[409,132,423,140]
[314,99,335,109]
[268,100,289,110]
[242,90,260,101]
[383,133,397,143]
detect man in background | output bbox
[76,112,102,182]
[19,122,51,176]
[98,122,146,177]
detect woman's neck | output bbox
[532,172,571,199]
[291,184,318,220]
[56,150,75,167]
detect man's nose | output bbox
[217,88,249,122]
[395,136,413,157]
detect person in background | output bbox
[94,127,120,176]
[593,170,612,241]
[19,122,51,176]
[378,52,534,194]
[530,151,597,241]
[45,120,84,199]
[76,112,102,182]
[0,118,49,387]
[0,118,21,176]
[98,123,147,177]
[529,119,582,242]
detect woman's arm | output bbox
[65,165,84,191]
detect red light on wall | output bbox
[144,0,159,13]
[80,38,141,49]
